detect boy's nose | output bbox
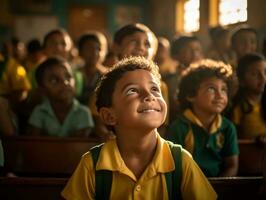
[143,91,155,102]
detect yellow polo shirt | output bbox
[62,135,217,200]
[231,100,266,138]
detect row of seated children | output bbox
[0,23,262,135]
[0,22,265,180]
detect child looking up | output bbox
[231,25,258,60]
[28,57,94,137]
[167,59,239,177]
[113,23,170,130]
[230,53,266,140]
[62,56,216,199]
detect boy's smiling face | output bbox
[102,69,166,132]
[116,32,151,59]
[188,77,228,116]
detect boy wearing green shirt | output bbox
[167,59,239,177]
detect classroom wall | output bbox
[0,0,266,47]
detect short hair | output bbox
[170,35,199,57]
[27,39,42,54]
[231,25,257,48]
[95,56,161,111]
[43,28,72,50]
[209,26,229,42]
[114,23,151,44]
[35,56,71,87]
[77,31,108,59]
[178,59,233,111]
[237,53,265,82]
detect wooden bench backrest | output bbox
[238,139,265,176]
[2,136,101,176]
[0,176,264,200]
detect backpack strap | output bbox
[90,144,112,200]
[165,141,183,200]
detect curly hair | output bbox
[95,56,161,111]
[178,59,234,111]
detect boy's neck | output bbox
[116,129,158,179]
[191,108,217,132]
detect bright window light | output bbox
[219,0,247,25]
[184,0,200,33]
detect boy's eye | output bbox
[207,87,216,93]
[151,86,160,92]
[145,41,151,49]
[221,87,228,94]
[126,88,138,95]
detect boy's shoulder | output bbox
[219,115,237,132]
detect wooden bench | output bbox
[2,136,102,177]
[238,139,265,176]
[0,176,264,200]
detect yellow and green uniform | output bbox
[167,109,239,177]
[231,100,266,139]
[0,57,31,96]
[62,134,217,200]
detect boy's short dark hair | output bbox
[114,23,151,44]
[35,56,71,87]
[178,59,233,111]
[27,39,42,54]
[170,35,199,57]
[43,28,72,48]
[231,25,257,48]
[95,56,161,111]
[78,33,100,51]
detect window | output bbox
[176,0,200,33]
[219,0,247,25]
[184,0,200,32]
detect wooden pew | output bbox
[2,136,102,177]
[238,139,265,176]
[0,176,264,200]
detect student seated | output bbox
[28,57,94,137]
[229,53,266,141]
[61,57,217,199]
[113,23,170,132]
[167,59,239,177]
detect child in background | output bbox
[62,56,216,199]
[171,35,203,74]
[229,53,266,140]
[231,25,258,61]
[77,31,108,105]
[207,26,235,66]
[28,57,94,137]
[167,59,239,177]
[77,31,112,140]
[43,28,73,60]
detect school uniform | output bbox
[231,100,266,138]
[0,57,31,95]
[29,99,94,137]
[62,134,217,200]
[167,109,239,177]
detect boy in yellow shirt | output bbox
[62,57,216,199]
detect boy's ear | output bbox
[99,107,117,126]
